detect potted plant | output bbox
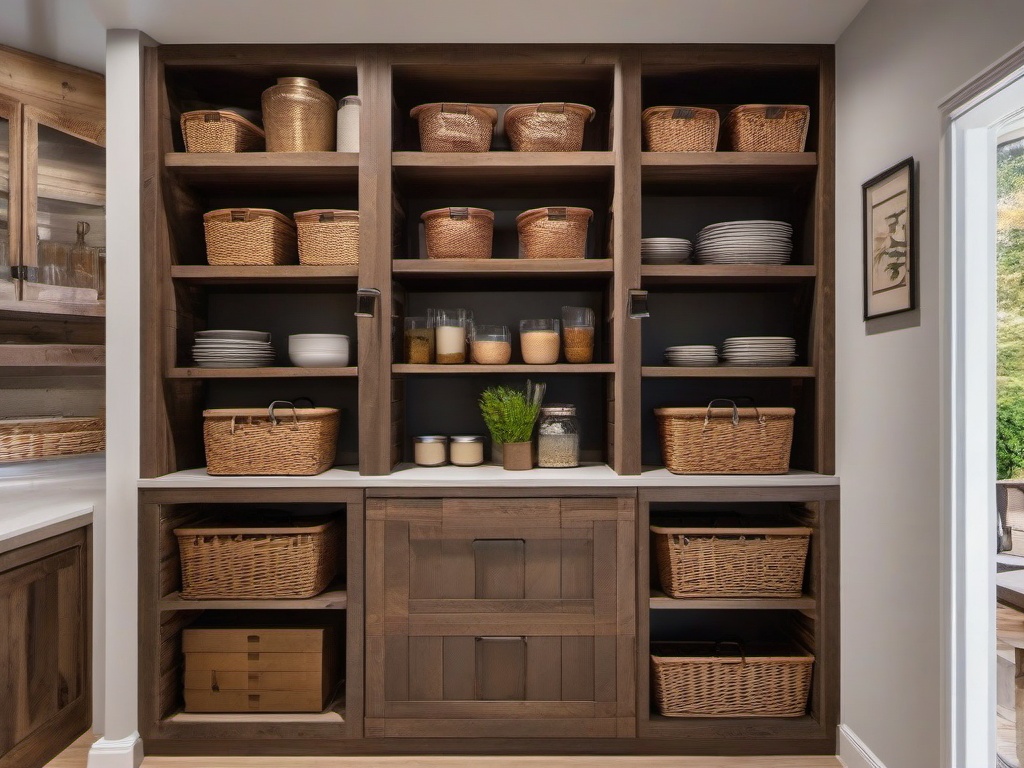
[479,381,545,471]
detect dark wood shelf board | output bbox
[159,587,348,612]
[0,298,104,319]
[643,712,821,740]
[164,152,359,189]
[170,265,359,285]
[649,590,816,611]
[393,151,614,192]
[641,152,817,187]
[0,343,104,372]
[394,363,615,375]
[167,367,357,379]
[641,264,816,285]
[642,366,815,378]
[392,259,614,279]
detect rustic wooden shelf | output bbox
[164,151,359,188]
[392,258,614,279]
[393,151,614,190]
[170,265,359,285]
[0,343,104,375]
[159,586,348,612]
[167,367,357,379]
[641,264,817,285]
[394,363,615,375]
[649,589,816,611]
[642,366,815,378]
[641,151,817,186]
[643,712,821,739]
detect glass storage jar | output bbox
[561,306,595,363]
[413,435,448,466]
[449,435,485,466]
[432,308,470,364]
[520,318,560,364]
[471,324,511,364]
[404,316,435,364]
[537,404,580,468]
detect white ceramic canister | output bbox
[337,95,361,152]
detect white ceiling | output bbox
[0,0,871,74]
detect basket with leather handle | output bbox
[504,102,595,152]
[421,207,494,259]
[203,400,339,476]
[294,209,359,266]
[516,206,593,259]
[203,208,297,266]
[725,104,810,152]
[180,110,265,153]
[411,103,497,152]
[642,106,720,152]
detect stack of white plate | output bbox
[663,345,719,367]
[192,330,275,368]
[289,334,350,368]
[695,220,793,265]
[641,237,693,264]
[721,336,797,367]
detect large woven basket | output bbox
[174,517,341,599]
[294,209,359,266]
[651,642,813,718]
[642,106,720,152]
[655,400,794,474]
[725,105,810,152]
[0,417,105,463]
[180,110,265,153]
[517,206,592,259]
[652,523,811,598]
[203,401,339,476]
[422,207,494,259]
[203,208,297,266]
[411,103,497,152]
[504,103,595,152]
[262,77,336,152]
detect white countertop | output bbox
[138,463,840,489]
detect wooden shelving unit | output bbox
[167,367,357,379]
[170,265,360,285]
[393,363,614,375]
[159,585,348,612]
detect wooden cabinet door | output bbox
[0,527,90,768]
[366,496,635,739]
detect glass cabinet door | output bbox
[0,99,19,304]
[21,108,105,310]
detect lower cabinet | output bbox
[0,526,91,768]
[365,495,636,739]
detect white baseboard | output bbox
[839,724,887,768]
[86,732,143,768]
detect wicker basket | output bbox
[174,517,341,600]
[203,208,297,266]
[0,417,105,463]
[422,207,494,259]
[516,206,592,260]
[262,77,336,152]
[180,110,265,153]
[504,103,595,152]
[642,106,720,152]
[725,105,810,152]
[655,400,794,474]
[411,103,497,152]
[294,209,359,266]
[651,642,813,718]
[652,523,811,598]
[203,401,339,476]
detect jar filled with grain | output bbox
[471,325,511,364]
[562,306,595,363]
[432,308,470,364]
[537,404,580,468]
[449,435,485,466]
[413,435,448,466]
[404,316,434,364]
[520,318,560,364]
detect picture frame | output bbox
[863,157,916,320]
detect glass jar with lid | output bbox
[449,435,485,467]
[413,435,448,467]
[537,404,580,468]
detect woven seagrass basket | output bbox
[175,517,341,599]
[203,208,297,266]
[294,209,359,266]
[504,102,595,152]
[725,105,810,152]
[516,206,592,259]
[203,401,338,476]
[421,207,494,259]
[180,110,265,153]
[642,106,719,152]
[652,523,811,598]
[0,417,105,462]
[411,103,497,152]
[655,400,794,474]
[651,641,813,718]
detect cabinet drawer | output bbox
[183,669,324,691]
[183,689,326,713]
[183,627,328,654]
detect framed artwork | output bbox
[863,157,916,320]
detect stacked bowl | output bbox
[641,237,693,264]
[288,334,350,368]
[663,345,718,367]
[192,330,275,368]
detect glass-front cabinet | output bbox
[0,97,19,305]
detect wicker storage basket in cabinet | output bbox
[504,102,595,152]
[180,110,265,153]
[652,523,811,598]
[642,106,720,152]
[203,208,297,266]
[517,206,592,259]
[203,402,339,476]
[183,625,338,713]
[0,417,105,462]
[651,642,813,718]
[422,207,494,259]
[411,103,498,152]
[655,400,794,474]
[174,518,341,600]
[294,209,359,265]
[725,105,810,152]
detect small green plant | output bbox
[479,381,545,444]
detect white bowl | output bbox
[289,349,350,367]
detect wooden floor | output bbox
[47,732,843,767]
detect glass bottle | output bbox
[537,404,580,468]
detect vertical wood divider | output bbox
[358,47,395,475]
[612,49,643,475]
